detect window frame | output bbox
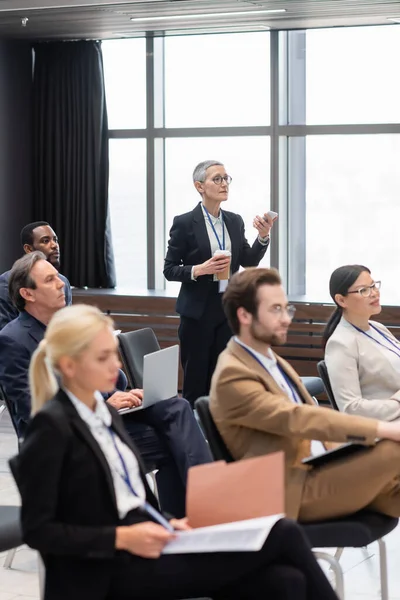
[106,26,400,297]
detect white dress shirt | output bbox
[234,338,325,456]
[191,204,269,281]
[64,388,146,519]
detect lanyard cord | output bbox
[108,428,174,532]
[239,344,302,405]
[202,204,225,250]
[109,428,138,497]
[350,322,400,361]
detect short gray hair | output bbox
[9,251,46,312]
[192,160,224,183]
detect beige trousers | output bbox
[298,440,400,522]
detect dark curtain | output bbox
[32,40,116,288]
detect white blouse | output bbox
[64,388,146,519]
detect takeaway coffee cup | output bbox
[214,249,231,281]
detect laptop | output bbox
[118,345,179,415]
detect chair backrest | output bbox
[118,328,161,388]
[317,360,339,410]
[194,396,234,463]
[0,382,21,441]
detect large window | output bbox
[108,139,147,289]
[103,25,400,304]
[164,33,270,127]
[103,39,146,129]
[165,136,271,294]
[306,26,400,125]
[305,135,400,302]
[104,32,271,291]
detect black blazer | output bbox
[0,311,46,436]
[0,312,126,438]
[163,203,269,319]
[9,390,160,600]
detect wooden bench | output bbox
[272,303,400,377]
[72,290,400,390]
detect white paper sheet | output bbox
[162,514,284,555]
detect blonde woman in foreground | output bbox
[10,304,339,600]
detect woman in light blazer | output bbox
[10,304,340,600]
[323,264,400,420]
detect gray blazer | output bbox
[325,317,400,421]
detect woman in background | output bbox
[324,264,400,420]
[11,304,339,600]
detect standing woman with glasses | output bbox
[164,160,276,407]
[323,264,400,420]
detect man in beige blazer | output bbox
[210,267,400,522]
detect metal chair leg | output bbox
[313,551,345,600]
[377,538,389,600]
[334,547,344,562]
[4,547,17,569]
[146,470,159,502]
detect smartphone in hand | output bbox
[266,210,278,219]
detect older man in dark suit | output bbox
[0,252,211,516]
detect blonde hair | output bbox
[29,304,114,414]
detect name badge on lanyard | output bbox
[351,322,400,361]
[239,344,302,404]
[202,205,229,293]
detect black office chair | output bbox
[194,396,398,600]
[0,401,5,423]
[118,328,160,389]
[0,383,23,448]
[0,385,24,572]
[0,506,22,569]
[317,360,339,410]
[0,382,7,422]
[300,376,325,399]
[195,397,234,464]
[117,329,164,481]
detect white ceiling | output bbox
[0,0,400,40]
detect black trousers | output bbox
[122,397,213,517]
[179,291,232,407]
[109,519,339,600]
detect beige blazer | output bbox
[325,317,400,421]
[210,338,378,519]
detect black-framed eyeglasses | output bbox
[347,281,381,298]
[211,175,232,185]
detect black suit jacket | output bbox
[0,311,127,438]
[0,269,72,331]
[9,390,160,600]
[0,311,46,436]
[163,202,269,319]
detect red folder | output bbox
[186,452,284,528]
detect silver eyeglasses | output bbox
[211,175,232,185]
[269,305,296,319]
[347,281,381,298]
